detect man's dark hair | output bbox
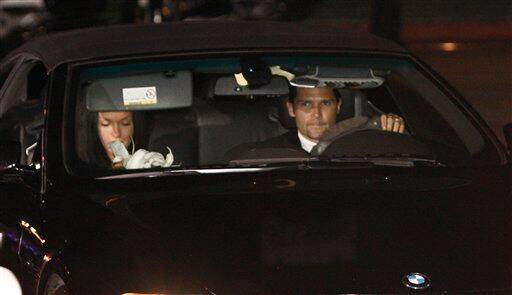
[287,86,342,103]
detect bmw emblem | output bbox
[402,273,431,290]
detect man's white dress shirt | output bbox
[297,131,317,153]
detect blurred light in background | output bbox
[440,42,459,51]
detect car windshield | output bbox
[69,54,494,175]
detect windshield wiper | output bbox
[98,155,445,180]
[327,154,446,167]
[229,157,311,167]
[228,154,446,169]
[97,165,289,180]
[229,154,445,168]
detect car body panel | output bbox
[8,166,508,294]
[0,22,511,294]
[3,21,407,71]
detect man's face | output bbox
[287,87,341,142]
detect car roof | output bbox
[3,21,408,70]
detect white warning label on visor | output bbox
[122,86,157,106]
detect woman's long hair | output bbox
[76,97,146,170]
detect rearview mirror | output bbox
[214,75,289,97]
[0,140,20,168]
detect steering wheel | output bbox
[310,116,432,157]
[311,116,380,155]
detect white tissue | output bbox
[125,147,174,169]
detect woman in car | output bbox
[79,108,175,170]
[78,110,142,169]
[96,111,136,168]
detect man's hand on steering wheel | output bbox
[380,113,405,133]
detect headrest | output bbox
[278,89,368,130]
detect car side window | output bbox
[0,58,20,97]
[0,60,47,165]
[364,86,402,116]
[0,65,14,91]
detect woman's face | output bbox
[97,111,134,160]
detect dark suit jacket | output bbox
[225,130,309,161]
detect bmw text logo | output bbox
[402,273,431,290]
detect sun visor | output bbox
[290,67,384,89]
[214,75,289,97]
[86,71,193,111]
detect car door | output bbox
[0,55,49,294]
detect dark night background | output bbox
[1,0,510,143]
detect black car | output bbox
[0,22,511,295]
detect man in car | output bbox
[227,86,405,157]
[284,86,405,152]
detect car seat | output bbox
[194,97,285,165]
[147,108,198,166]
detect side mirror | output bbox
[0,141,20,168]
[504,123,512,151]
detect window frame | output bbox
[58,50,507,178]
